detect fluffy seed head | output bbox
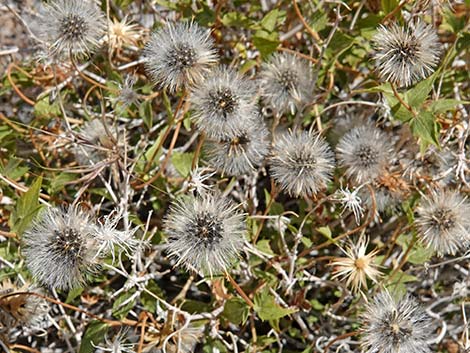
[36,0,106,58]
[259,53,313,115]
[373,21,441,87]
[22,206,101,291]
[110,75,141,113]
[164,193,246,277]
[190,66,258,139]
[361,291,432,353]
[205,121,270,176]
[143,22,218,92]
[330,237,381,293]
[337,125,393,183]
[269,130,335,197]
[415,190,470,256]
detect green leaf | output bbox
[429,99,469,113]
[410,111,440,153]
[79,321,108,353]
[254,288,297,321]
[253,30,280,58]
[171,152,194,177]
[405,71,438,108]
[260,9,282,32]
[34,97,61,119]
[141,280,164,313]
[112,289,136,319]
[223,298,250,325]
[139,100,154,130]
[221,12,252,27]
[10,177,43,236]
[49,172,75,194]
[381,0,399,14]
[65,287,84,304]
[317,226,332,240]
[309,11,328,33]
[256,239,275,256]
[0,157,29,180]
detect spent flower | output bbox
[336,125,393,183]
[415,189,470,256]
[373,21,441,87]
[35,0,106,58]
[164,192,246,277]
[259,53,313,115]
[190,66,258,139]
[205,121,270,176]
[143,22,218,92]
[361,291,432,353]
[269,130,335,197]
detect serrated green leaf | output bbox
[254,288,297,321]
[256,239,275,256]
[171,152,194,177]
[10,177,43,236]
[34,97,61,119]
[79,321,108,353]
[223,297,250,325]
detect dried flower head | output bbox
[330,237,381,293]
[373,21,441,87]
[361,291,432,353]
[164,192,246,277]
[259,53,313,115]
[336,125,393,183]
[190,66,258,139]
[109,75,141,113]
[36,0,106,58]
[93,330,135,353]
[415,190,470,256]
[74,119,121,165]
[0,281,48,329]
[143,22,218,92]
[269,130,335,197]
[22,206,101,291]
[332,185,365,225]
[205,121,270,176]
[106,16,141,56]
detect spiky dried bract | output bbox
[110,75,141,113]
[36,0,106,58]
[259,53,313,115]
[330,237,381,293]
[336,125,392,183]
[22,206,100,291]
[143,22,218,92]
[190,66,258,139]
[107,16,141,56]
[361,291,432,353]
[373,21,441,87]
[269,130,335,197]
[415,190,470,256]
[205,121,270,176]
[0,281,48,328]
[164,193,246,277]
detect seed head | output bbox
[361,291,432,353]
[36,0,106,58]
[164,192,246,277]
[416,190,470,256]
[109,75,141,113]
[22,206,101,291]
[330,237,381,293]
[190,66,258,139]
[336,125,393,183]
[373,21,441,87]
[259,53,313,115]
[106,16,141,56]
[205,121,270,176]
[269,130,335,197]
[143,22,218,92]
